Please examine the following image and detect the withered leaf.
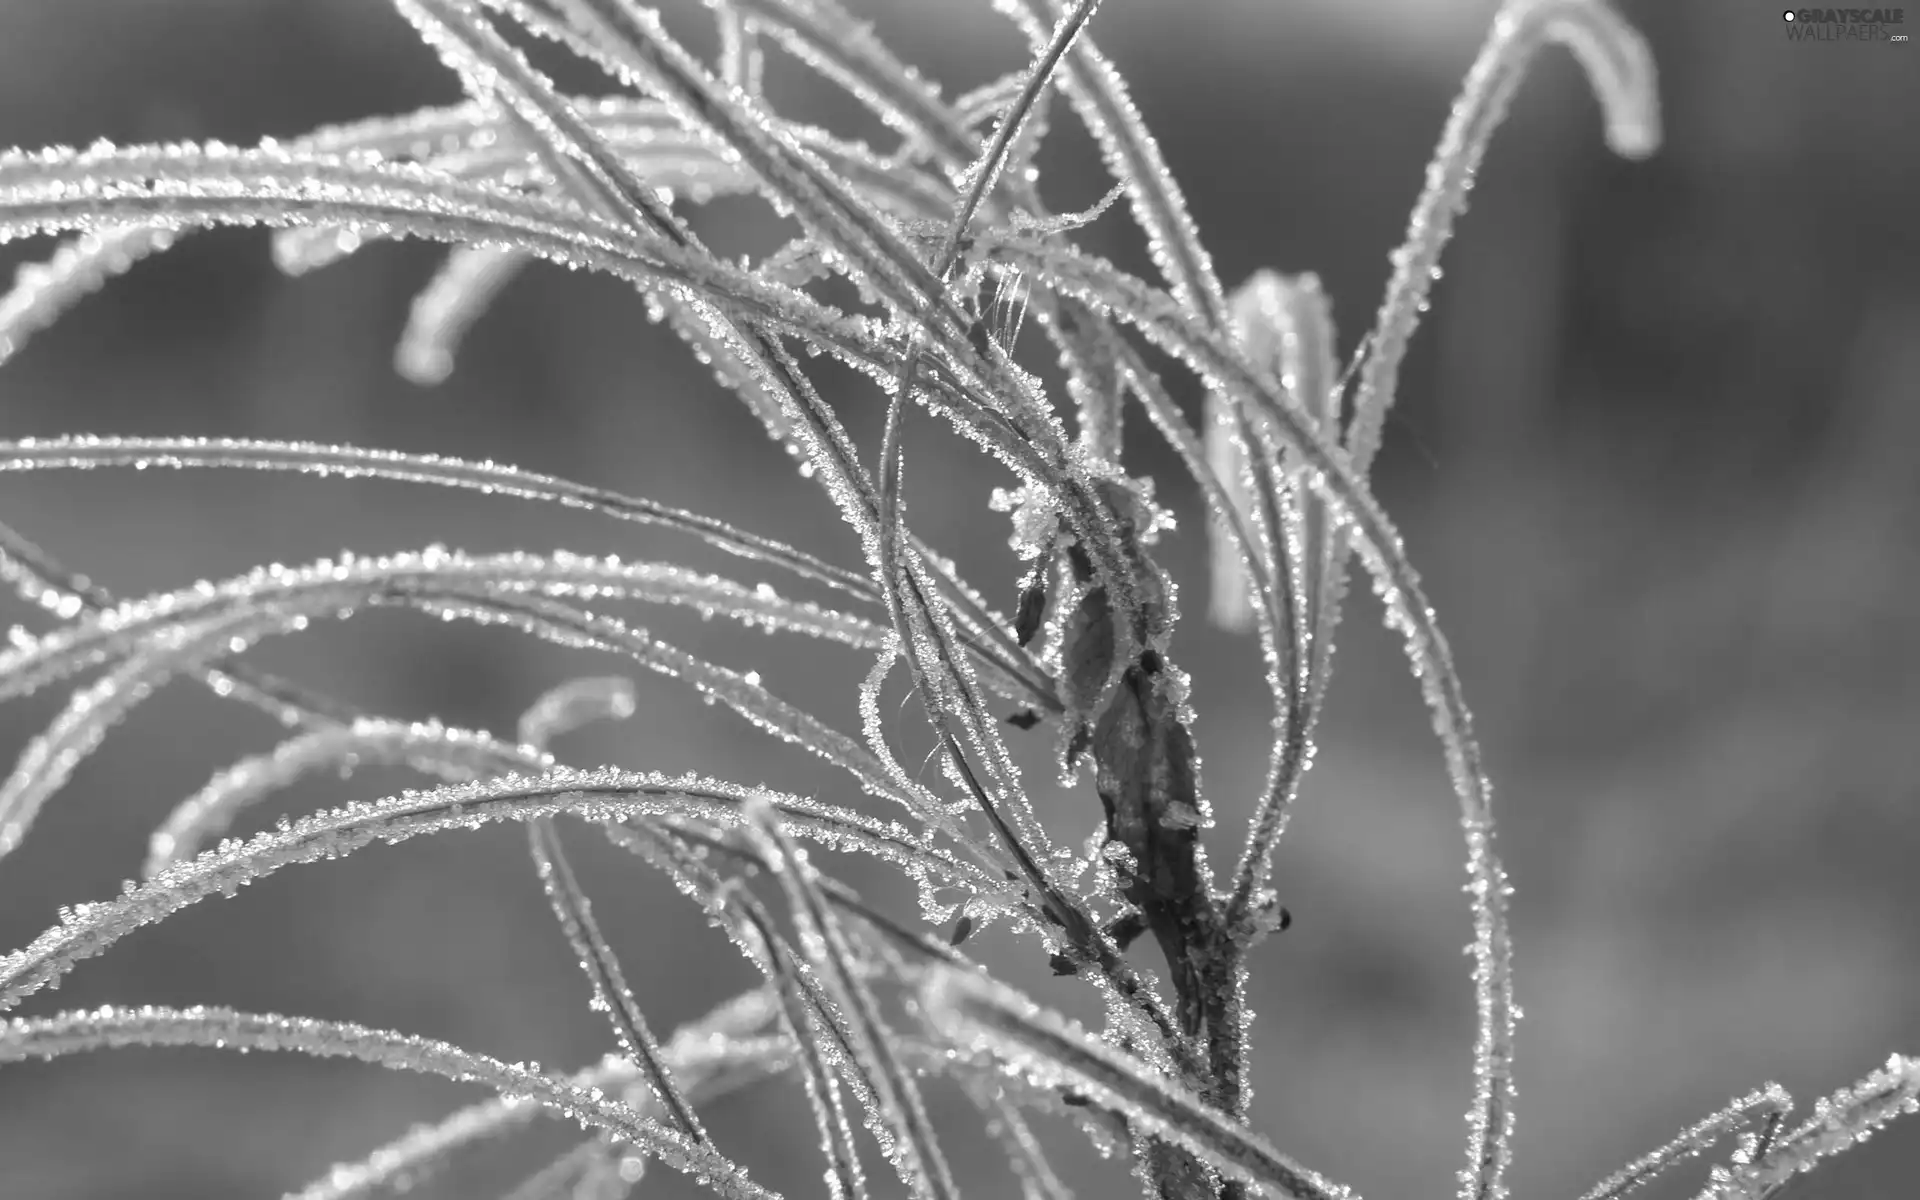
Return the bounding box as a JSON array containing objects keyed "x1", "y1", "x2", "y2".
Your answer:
[
  {"x1": 1013, "y1": 582, "x2": 1047, "y2": 647},
  {"x1": 1061, "y1": 585, "x2": 1114, "y2": 715}
]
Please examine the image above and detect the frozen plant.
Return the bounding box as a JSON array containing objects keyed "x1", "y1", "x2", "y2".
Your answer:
[{"x1": 0, "y1": 0, "x2": 1911, "y2": 1198}]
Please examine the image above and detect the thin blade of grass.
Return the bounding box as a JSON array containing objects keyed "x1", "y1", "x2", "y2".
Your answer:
[
  {"x1": 1694, "y1": 1056, "x2": 1920, "y2": 1200},
  {"x1": 0, "y1": 226, "x2": 175, "y2": 365},
  {"x1": 714, "y1": 2, "x2": 764, "y2": 95},
  {"x1": 611, "y1": 821, "x2": 892, "y2": 1186},
  {"x1": 1345, "y1": 0, "x2": 1660, "y2": 488},
  {"x1": 996, "y1": 0, "x2": 1228, "y2": 327},
  {"x1": 743, "y1": 800, "x2": 957, "y2": 1200},
  {"x1": 0, "y1": 547, "x2": 890, "y2": 702},
  {"x1": 958, "y1": 1072, "x2": 1076, "y2": 1200},
  {"x1": 395, "y1": 245, "x2": 530, "y2": 383},
  {"x1": 921, "y1": 966, "x2": 1352, "y2": 1200},
  {"x1": 0, "y1": 599, "x2": 403, "y2": 861},
  {"x1": 289, "y1": 998, "x2": 787, "y2": 1200},
  {"x1": 732, "y1": 889, "x2": 870, "y2": 1200},
  {"x1": 0, "y1": 144, "x2": 918, "y2": 371},
  {"x1": 273, "y1": 97, "x2": 946, "y2": 273},
  {"x1": 0, "y1": 525, "x2": 974, "y2": 875},
  {"x1": 497, "y1": 1136, "x2": 621, "y2": 1200},
  {"x1": 0, "y1": 1006, "x2": 775, "y2": 1200},
  {"x1": 732, "y1": 0, "x2": 1133, "y2": 463},
  {"x1": 395, "y1": 0, "x2": 686, "y2": 247},
  {"x1": 515, "y1": 677, "x2": 709, "y2": 1145},
  {"x1": 147, "y1": 717, "x2": 530, "y2": 876},
  {"x1": 1576, "y1": 1084, "x2": 1791, "y2": 1200},
  {"x1": 1222, "y1": 272, "x2": 1342, "y2": 930},
  {"x1": 729, "y1": 0, "x2": 973, "y2": 164},
  {"x1": 0, "y1": 769, "x2": 986, "y2": 1012}
]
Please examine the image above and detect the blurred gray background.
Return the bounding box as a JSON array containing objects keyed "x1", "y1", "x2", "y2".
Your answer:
[{"x1": 0, "y1": 0, "x2": 1915, "y2": 1196}]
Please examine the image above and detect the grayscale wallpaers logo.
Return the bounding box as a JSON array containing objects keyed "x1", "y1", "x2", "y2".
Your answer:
[{"x1": 1783, "y1": 8, "x2": 1910, "y2": 39}]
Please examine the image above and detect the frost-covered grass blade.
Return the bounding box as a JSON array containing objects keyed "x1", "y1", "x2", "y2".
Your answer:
[{"x1": 0, "y1": 1006, "x2": 778, "y2": 1200}]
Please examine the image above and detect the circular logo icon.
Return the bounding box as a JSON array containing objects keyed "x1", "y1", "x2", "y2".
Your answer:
[{"x1": 1783, "y1": 9, "x2": 1796, "y2": 18}]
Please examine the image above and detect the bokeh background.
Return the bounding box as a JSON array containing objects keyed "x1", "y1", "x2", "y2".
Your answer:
[{"x1": 0, "y1": 0, "x2": 1915, "y2": 1196}]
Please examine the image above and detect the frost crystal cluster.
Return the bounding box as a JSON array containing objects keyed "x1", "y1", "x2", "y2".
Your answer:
[{"x1": 0, "y1": 1, "x2": 1911, "y2": 1198}]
